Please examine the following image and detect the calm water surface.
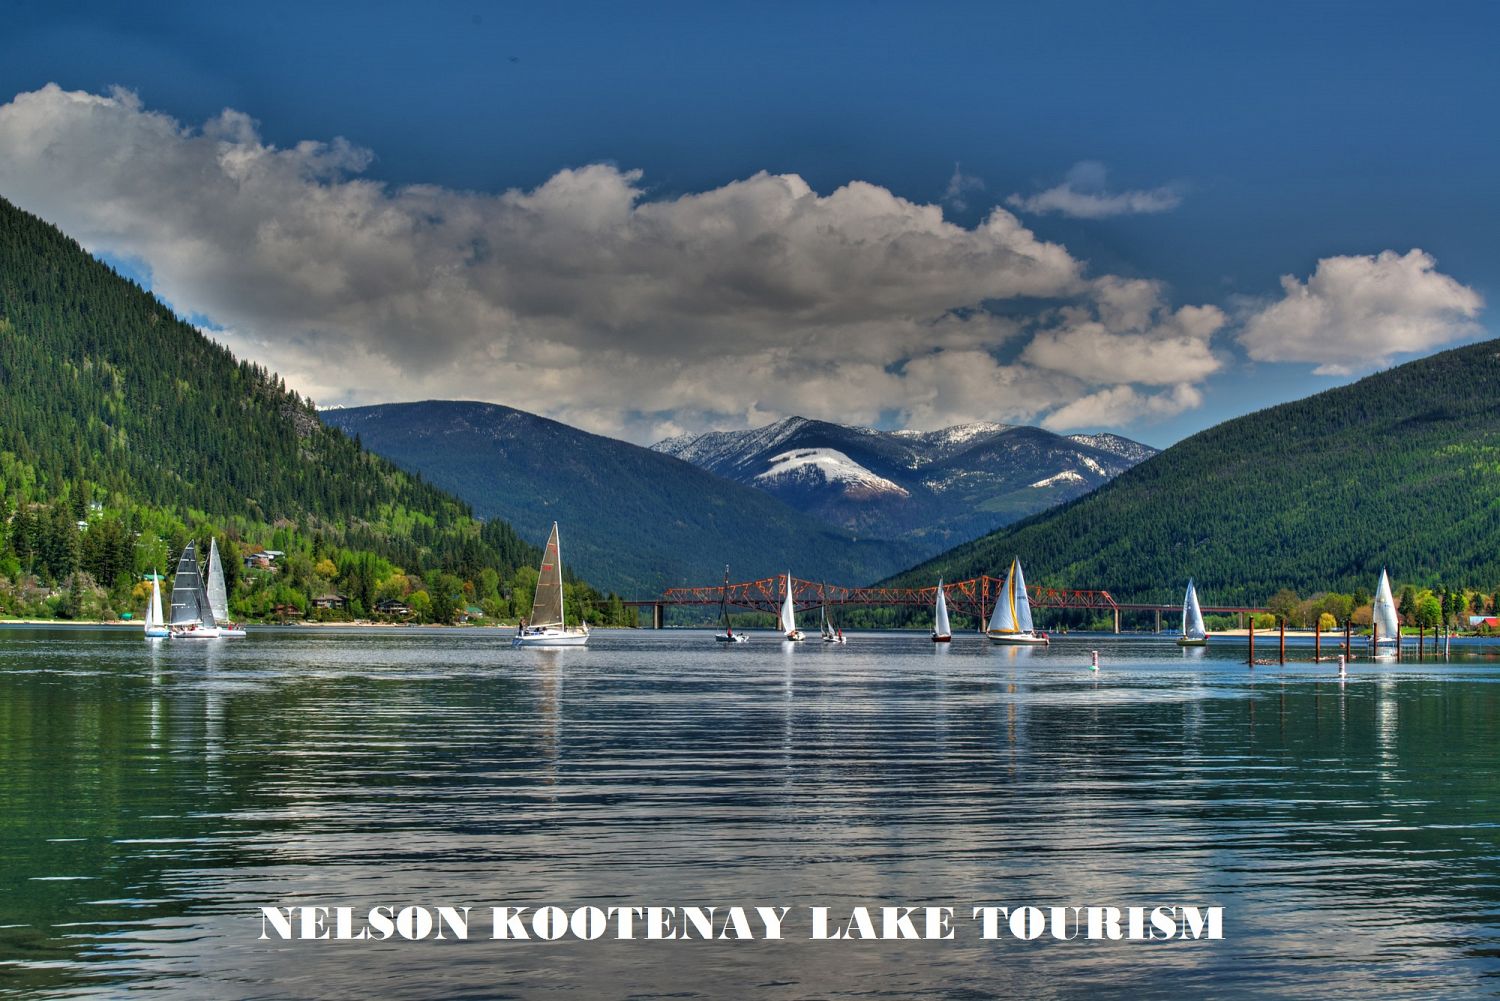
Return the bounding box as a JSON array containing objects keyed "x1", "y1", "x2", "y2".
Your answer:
[{"x1": 3, "y1": 626, "x2": 1500, "y2": 998}]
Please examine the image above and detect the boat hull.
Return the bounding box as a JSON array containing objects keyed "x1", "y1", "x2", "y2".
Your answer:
[
  {"x1": 932, "y1": 634, "x2": 951, "y2": 643},
  {"x1": 170, "y1": 627, "x2": 222, "y2": 639},
  {"x1": 987, "y1": 631, "x2": 1049, "y2": 645},
  {"x1": 784, "y1": 630, "x2": 804, "y2": 642},
  {"x1": 1176, "y1": 637, "x2": 1208, "y2": 647},
  {"x1": 715, "y1": 633, "x2": 748, "y2": 643},
  {"x1": 513, "y1": 628, "x2": 590, "y2": 647},
  {"x1": 144, "y1": 628, "x2": 169, "y2": 639},
  {"x1": 219, "y1": 627, "x2": 247, "y2": 638}
]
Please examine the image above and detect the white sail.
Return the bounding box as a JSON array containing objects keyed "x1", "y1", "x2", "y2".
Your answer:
[
  {"x1": 1182, "y1": 579, "x2": 1207, "y2": 640},
  {"x1": 206, "y1": 538, "x2": 230, "y2": 624},
  {"x1": 934, "y1": 580, "x2": 951, "y2": 637},
  {"x1": 1373, "y1": 568, "x2": 1399, "y2": 640},
  {"x1": 1012, "y1": 559, "x2": 1034, "y2": 633},
  {"x1": 146, "y1": 575, "x2": 165, "y2": 631},
  {"x1": 780, "y1": 572, "x2": 797, "y2": 634},
  {"x1": 987, "y1": 563, "x2": 1017, "y2": 633},
  {"x1": 821, "y1": 600, "x2": 833, "y2": 639}
]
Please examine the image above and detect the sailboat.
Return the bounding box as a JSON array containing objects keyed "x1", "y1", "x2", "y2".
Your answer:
[
  {"x1": 143, "y1": 572, "x2": 168, "y2": 639},
  {"x1": 1371, "y1": 568, "x2": 1400, "y2": 657},
  {"x1": 932, "y1": 579, "x2": 951, "y2": 642},
  {"x1": 168, "y1": 541, "x2": 220, "y2": 639},
  {"x1": 514, "y1": 523, "x2": 590, "y2": 647},
  {"x1": 780, "y1": 572, "x2": 804, "y2": 641},
  {"x1": 206, "y1": 538, "x2": 246, "y2": 637},
  {"x1": 1177, "y1": 579, "x2": 1208, "y2": 646},
  {"x1": 986, "y1": 557, "x2": 1049, "y2": 645},
  {"x1": 715, "y1": 565, "x2": 748, "y2": 643},
  {"x1": 820, "y1": 585, "x2": 845, "y2": 643}
]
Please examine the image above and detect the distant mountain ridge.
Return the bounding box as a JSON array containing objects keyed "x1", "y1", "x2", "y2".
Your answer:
[
  {"x1": 886, "y1": 337, "x2": 1500, "y2": 605},
  {"x1": 651, "y1": 416, "x2": 1157, "y2": 552},
  {"x1": 322, "y1": 401, "x2": 921, "y2": 594}
]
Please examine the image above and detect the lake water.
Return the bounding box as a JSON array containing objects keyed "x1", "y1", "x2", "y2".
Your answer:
[{"x1": 3, "y1": 626, "x2": 1499, "y2": 998}]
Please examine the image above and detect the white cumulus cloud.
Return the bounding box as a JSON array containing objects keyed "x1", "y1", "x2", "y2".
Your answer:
[
  {"x1": 1237, "y1": 249, "x2": 1483, "y2": 375},
  {"x1": 1006, "y1": 161, "x2": 1182, "y2": 219},
  {"x1": 0, "y1": 85, "x2": 1228, "y2": 440},
  {"x1": 1023, "y1": 277, "x2": 1225, "y2": 386},
  {"x1": 1044, "y1": 383, "x2": 1203, "y2": 431}
]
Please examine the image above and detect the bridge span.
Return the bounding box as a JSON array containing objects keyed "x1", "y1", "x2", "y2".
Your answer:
[{"x1": 623, "y1": 575, "x2": 1267, "y2": 632}]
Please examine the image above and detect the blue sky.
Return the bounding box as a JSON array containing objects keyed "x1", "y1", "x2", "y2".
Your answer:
[{"x1": 1, "y1": 0, "x2": 1494, "y2": 445}]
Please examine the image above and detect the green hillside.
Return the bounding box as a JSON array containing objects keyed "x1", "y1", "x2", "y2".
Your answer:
[
  {"x1": 0, "y1": 195, "x2": 620, "y2": 625},
  {"x1": 890, "y1": 338, "x2": 1500, "y2": 607}
]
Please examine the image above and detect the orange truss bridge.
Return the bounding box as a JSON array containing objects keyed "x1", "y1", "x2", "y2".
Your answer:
[{"x1": 624, "y1": 575, "x2": 1120, "y2": 629}]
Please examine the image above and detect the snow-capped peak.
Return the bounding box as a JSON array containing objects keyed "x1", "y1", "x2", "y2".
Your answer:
[
  {"x1": 755, "y1": 447, "x2": 910, "y2": 498},
  {"x1": 652, "y1": 416, "x2": 810, "y2": 470},
  {"x1": 1066, "y1": 433, "x2": 1157, "y2": 463}
]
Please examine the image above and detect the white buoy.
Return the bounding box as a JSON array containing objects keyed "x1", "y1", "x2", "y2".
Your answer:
[
  {"x1": 1338, "y1": 654, "x2": 1346, "y2": 677},
  {"x1": 1090, "y1": 650, "x2": 1099, "y2": 672}
]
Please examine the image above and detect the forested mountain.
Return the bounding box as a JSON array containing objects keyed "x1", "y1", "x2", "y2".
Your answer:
[
  {"x1": 322, "y1": 401, "x2": 921, "y2": 593},
  {"x1": 888, "y1": 338, "x2": 1500, "y2": 606},
  {"x1": 0, "y1": 195, "x2": 616, "y2": 624},
  {"x1": 652, "y1": 416, "x2": 1155, "y2": 553}
]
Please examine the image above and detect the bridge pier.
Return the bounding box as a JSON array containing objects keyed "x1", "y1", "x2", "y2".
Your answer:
[
  {"x1": 653, "y1": 603, "x2": 663, "y2": 629},
  {"x1": 1113, "y1": 608, "x2": 1120, "y2": 634},
  {"x1": 1154, "y1": 609, "x2": 1161, "y2": 633}
]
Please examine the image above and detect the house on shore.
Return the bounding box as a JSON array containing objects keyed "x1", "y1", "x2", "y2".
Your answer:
[
  {"x1": 375, "y1": 599, "x2": 412, "y2": 618},
  {"x1": 243, "y1": 550, "x2": 285, "y2": 571}
]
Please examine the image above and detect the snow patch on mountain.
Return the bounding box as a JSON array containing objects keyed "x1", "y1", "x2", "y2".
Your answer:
[
  {"x1": 1031, "y1": 470, "x2": 1087, "y2": 488},
  {"x1": 654, "y1": 417, "x2": 810, "y2": 470},
  {"x1": 1067, "y1": 433, "x2": 1157, "y2": 464},
  {"x1": 756, "y1": 448, "x2": 910, "y2": 498},
  {"x1": 889, "y1": 421, "x2": 1014, "y2": 465}
]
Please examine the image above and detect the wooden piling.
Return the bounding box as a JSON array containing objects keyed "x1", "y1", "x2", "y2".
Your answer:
[
  {"x1": 1248, "y1": 619, "x2": 1255, "y2": 666},
  {"x1": 1344, "y1": 619, "x2": 1351, "y2": 658},
  {"x1": 1279, "y1": 618, "x2": 1286, "y2": 664},
  {"x1": 1315, "y1": 624, "x2": 1321, "y2": 662},
  {"x1": 1418, "y1": 625, "x2": 1424, "y2": 658},
  {"x1": 1372, "y1": 619, "x2": 1379, "y2": 659}
]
